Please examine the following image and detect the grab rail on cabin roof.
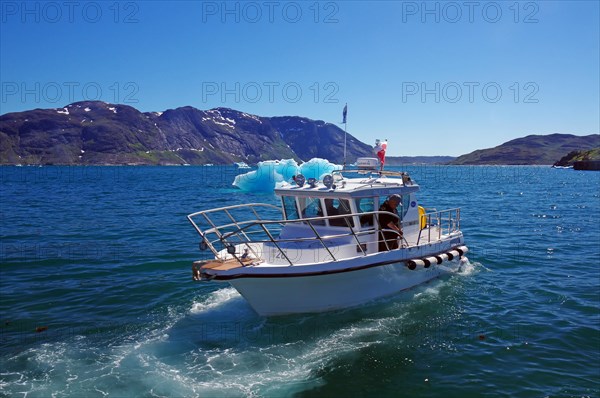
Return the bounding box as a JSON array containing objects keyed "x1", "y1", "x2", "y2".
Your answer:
[{"x1": 188, "y1": 205, "x2": 461, "y2": 267}]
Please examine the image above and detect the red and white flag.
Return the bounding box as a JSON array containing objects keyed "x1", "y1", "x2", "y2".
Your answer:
[{"x1": 375, "y1": 139, "x2": 388, "y2": 168}]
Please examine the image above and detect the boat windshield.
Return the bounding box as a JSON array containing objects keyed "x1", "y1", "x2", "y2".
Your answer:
[
  {"x1": 401, "y1": 195, "x2": 411, "y2": 219},
  {"x1": 282, "y1": 196, "x2": 356, "y2": 227},
  {"x1": 326, "y1": 198, "x2": 354, "y2": 227},
  {"x1": 282, "y1": 196, "x2": 299, "y2": 220},
  {"x1": 355, "y1": 197, "x2": 375, "y2": 227},
  {"x1": 298, "y1": 197, "x2": 325, "y2": 224}
]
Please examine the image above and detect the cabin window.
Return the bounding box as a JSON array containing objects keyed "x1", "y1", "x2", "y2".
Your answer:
[
  {"x1": 282, "y1": 196, "x2": 299, "y2": 220},
  {"x1": 402, "y1": 195, "x2": 411, "y2": 219},
  {"x1": 298, "y1": 197, "x2": 325, "y2": 224},
  {"x1": 355, "y1": 197, "x2": 375, "y2": 227},
  {"x1": 326, "y1": 198, "x2": 354, "y2": 227}
]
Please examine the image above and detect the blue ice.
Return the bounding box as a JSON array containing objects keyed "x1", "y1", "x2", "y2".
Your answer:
[{"x1": 232, "y1": 158, "x2": 342, "y2": 192}]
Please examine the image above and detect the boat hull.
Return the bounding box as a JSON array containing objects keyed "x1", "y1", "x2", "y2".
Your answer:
[
  {"x1": 230, "y1": 259, "x2": 457, "y2": 316},
  {"x1": 198, "y1": 239, "x2": 468, "y2": 316}
]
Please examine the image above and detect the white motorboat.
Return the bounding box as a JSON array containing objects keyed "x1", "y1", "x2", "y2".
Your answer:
[{"x1": 188, "y1": 158, "x2": 468, "y2": 316}]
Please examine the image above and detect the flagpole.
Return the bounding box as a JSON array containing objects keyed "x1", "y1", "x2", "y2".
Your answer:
[
  {"x1": 342, "y1": 103, "x2": 347, "y2": 168},
  {"x1": 343, "y1": 121, "x2": 347, "y2": 168}
]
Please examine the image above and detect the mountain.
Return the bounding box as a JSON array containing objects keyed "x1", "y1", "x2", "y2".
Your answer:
[
  {"x1": 449, "y1": 134, "x2": 600, "y2": 165},
  {"x1": 0, "y1": 101, "x2": 374, "y2": 165},
  {"x1": 268, "y1": 116, "x2": 369, "y2": 164}
]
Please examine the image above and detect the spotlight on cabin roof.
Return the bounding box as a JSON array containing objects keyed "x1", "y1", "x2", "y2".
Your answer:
[
  {"x1": 323, "y1": 174, "x2": 334, "y2": 189},
  {"x1": 294, "y1": 174, "x2": 305, "y2": 187},
  {"x1": 307, "y1": 178, "x2": 317, "y2": 188}
]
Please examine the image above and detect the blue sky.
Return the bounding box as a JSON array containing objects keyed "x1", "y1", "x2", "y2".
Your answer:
[{"x1": 1, "y1": 1, "x2": 598, "y2": 156}]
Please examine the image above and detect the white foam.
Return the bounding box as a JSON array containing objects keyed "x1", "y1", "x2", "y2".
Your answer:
[
  {"x1": 190, "y1": 287, "x2": 242, "y2": 314},
  {"x1": 3, "y1": 265, "x2": 477, "y2": 398},
  {"x1": 455, "y1": 257, "x2": 482, "y2": 275},
  {"x1": 414, "y1": 286, "x2": 441, "y2": 299},
  {"x1": 1, "y1": 296, "x2": 418, "y2": 397},
  {"x1": 430, "y1": 256, "x2": 480, "y2": 277}
]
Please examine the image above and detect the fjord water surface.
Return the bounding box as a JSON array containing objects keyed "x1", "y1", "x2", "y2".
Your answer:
[{"x1": 1, "y1": 165, "x2": 598, "y2": 397}]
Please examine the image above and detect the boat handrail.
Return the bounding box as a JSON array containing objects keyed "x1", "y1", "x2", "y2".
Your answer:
[
  {"x1": 190, "y1": 208, "x2": 403, "y2": 265},
  {"x1": 189, "y1": 205, "x2": 461, "y2": 267},
  {"x1": 187, "y1": 203, "x2": 283, "y2": 220},
  {"x1": 187, "y1": 203, "x2": 284, "y2": 258},
  {"x1": 217, "y1": 211, "x2": 400, "y2": 250},
  {"x1": 417, "y1": 208, "x2": 461, "y2": 245}
]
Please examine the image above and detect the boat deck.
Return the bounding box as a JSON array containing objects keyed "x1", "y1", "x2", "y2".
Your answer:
[{"x1": 195, "y1": 258, "x2": 254, "y2": 271}]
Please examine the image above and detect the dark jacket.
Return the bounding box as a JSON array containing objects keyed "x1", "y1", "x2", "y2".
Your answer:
[{"x1": 378, "y1": 201, "x2": 400, "y2": 251}]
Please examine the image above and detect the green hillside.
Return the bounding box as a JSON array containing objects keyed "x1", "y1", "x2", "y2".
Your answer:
[{"x1": 553, "y1": 147, "x2": 600, "y2": 166}]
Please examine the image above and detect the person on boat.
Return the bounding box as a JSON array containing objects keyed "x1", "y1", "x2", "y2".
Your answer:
[
  {"x1": 374, "y1": 139, "x2": 387, "y2": 171},
  {"x1": 378, "y1": 194, "x2": 403, "y2": 251}
]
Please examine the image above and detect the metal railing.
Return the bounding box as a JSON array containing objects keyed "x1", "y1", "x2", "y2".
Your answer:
[
  {"x1": 417, "y1": 208, "x2": 461, "y2": 245},
  {"x1": 188, "y1": 204, "x2": 461, "y2": 267},
  {"x1": 187, "y1": 203, "x2": 284, "y2": 261}
]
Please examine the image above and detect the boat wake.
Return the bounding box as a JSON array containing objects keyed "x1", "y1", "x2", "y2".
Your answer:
[
  {"x1": 456, "y1": 257, "x2": 482, "y2": 275},
  {"x1": 189, "y1": 287, "x2": 244, "y2": 314},
  {"x1": 0, "y1": 265, "x2": 480, "y2": 398},
  {"x1": 436, "y1": 256, "x2": 480, "y2": 276}
]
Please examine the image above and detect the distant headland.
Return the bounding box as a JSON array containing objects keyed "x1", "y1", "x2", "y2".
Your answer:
[{"x1": 448, "y1": 134, "x2": 599, "y2": 166}]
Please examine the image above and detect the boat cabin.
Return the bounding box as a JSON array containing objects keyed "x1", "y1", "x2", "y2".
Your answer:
[
  {"x1": 277, "y1": 173, "x2": 419, "y2": 227},
  {"x1": 267, "y1": 168, "x2": 424, "y2": 264}
]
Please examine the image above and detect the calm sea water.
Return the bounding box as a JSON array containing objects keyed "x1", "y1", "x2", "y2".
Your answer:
[{"x1": 1, "y1": 165, "x2": 599, "y2": 397}]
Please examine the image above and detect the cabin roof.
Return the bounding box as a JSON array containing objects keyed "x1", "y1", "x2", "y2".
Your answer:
[{"x1": 274, "y1": 175, "x2": 420, "y2": 198}]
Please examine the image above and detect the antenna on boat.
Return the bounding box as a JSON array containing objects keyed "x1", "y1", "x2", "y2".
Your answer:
[{"x1": 342, "y1": 103, "x2": 348, "y2": 168}]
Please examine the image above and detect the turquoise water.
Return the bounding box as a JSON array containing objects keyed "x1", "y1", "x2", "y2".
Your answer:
[{"x1": 1, "y1": 165, "x2": 599, "y2": 397}]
